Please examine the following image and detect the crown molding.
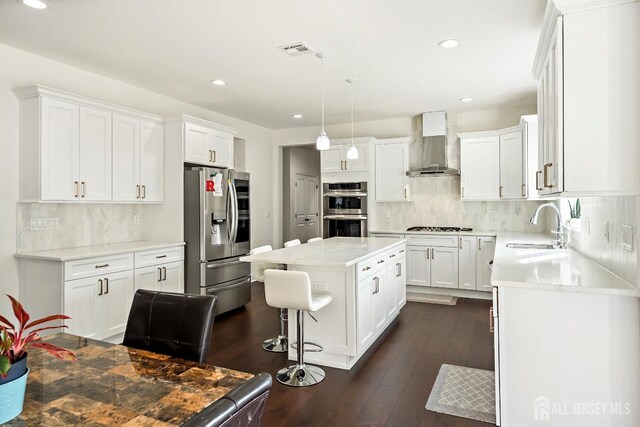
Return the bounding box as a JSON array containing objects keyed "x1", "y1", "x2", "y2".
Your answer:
[{"x1": 165, "y1": 114, "x2": 238, "y2": 134}]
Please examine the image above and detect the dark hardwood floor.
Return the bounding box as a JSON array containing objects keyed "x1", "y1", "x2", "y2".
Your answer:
[{"x1": 207, "y1": 283, "x2": 495, "y2": 427}]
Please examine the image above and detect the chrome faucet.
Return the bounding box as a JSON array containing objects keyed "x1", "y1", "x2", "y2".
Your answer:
[{"x1": 529, "y1": 203, "x2": 567, "y2": 248}]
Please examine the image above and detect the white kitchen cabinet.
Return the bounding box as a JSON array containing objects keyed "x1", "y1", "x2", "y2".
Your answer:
[
  {"x1": 385, "y1": 249, "x2": 407, "y2": 317},
  {"x1": 460, "y1": 136, "x2": 500, "y2": 200},
  {"x1": 533, "y1": 2, "x2": 640, "y2": 196},
  {"x1": 64, "y1": 270, "x2": 133, "y2": 340},
  {"x1": 372, "y1": 272, "x2": 386, "y2": 334},
  {"x1": 134, "y1": 261, "x2": 184, "y2": 293},
  {"x1": 407, "y1": 245, "x2": 457, "y2": 289},
  {"x1": 395, "y1": 254, "x2": 406, "y2": 308},
  {"x1": 79, "y1": 106, "x2": 112, "y2": 201},
  {"x1": 385, "y1": 261, "x2": 398, "y2": 319},
  {"x1": 184, "y1": 121, "x2": 234, "y2": 169},
  {"x1": 375, "y1": 141, "x2": 410, "y2": 202},
  {"x1": 476, "y1": 237, "x2": 496, "y2": 292},
  {"x1": 407, "y1": 246, "x2": 430, "y2": 286},
  {"x1": 458, "y1": 236, "x2": 477, "y2": 290},
  {"x1": 321, "y1": 142, "x2": 369, "y2": 173},
  {"x1": 499, "y1": 130, "x2": 525, "y2": 199},
  {"x1": 357, "y1": 273, "x2": 374, "y2": 353},
  {"x1": 112, "y1": 115, "x2": 164, "y2": 202}
]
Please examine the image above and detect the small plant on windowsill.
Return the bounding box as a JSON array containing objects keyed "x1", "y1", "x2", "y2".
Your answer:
[
  {"x1": 0, "y1": 295, "x2": 77, "y2": 423},
  {"x1": 567, "y1": 199, "x2": 581, "y2": 230}
]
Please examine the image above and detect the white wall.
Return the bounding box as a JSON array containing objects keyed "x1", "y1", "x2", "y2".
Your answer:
[{"x1": 0, "y1": 43, "x2": 277, "y2": 308}]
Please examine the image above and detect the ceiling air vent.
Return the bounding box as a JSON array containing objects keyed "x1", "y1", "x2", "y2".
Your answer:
[{"x1": 279, "y1": 42, "x2": 314, "y2": 57}]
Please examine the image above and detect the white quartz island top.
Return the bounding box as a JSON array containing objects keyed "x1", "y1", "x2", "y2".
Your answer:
[
  {"x1": 492, "y1": 232, "x2": 640, "y2": 297},
  {"x1": 240, "y1": 237, "x2": 406, "y2": 267},
  {"x1": 14, "y1": 241, "x2": 185, "y2": 262}
]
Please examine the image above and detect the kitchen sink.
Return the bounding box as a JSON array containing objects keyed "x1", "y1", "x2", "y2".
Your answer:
[{"x1": 506, "y1": 243, "x2": 556, "y2": 250}]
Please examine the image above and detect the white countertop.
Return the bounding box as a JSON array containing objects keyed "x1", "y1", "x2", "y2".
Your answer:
[
  {"x1": 240, "y1": 237, "x2": 406, "y2": 267},
  {"x1": 15, "y1": 241, "x2": 185, "y2": 262},
  {"x1": 370, "y1": 229, "x2": 498, "y2": 237},
  {"x1": 492, "y1": 232, "x2": 640, "y2": 297}
]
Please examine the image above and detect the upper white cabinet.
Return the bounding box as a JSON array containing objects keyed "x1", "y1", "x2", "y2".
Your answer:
[
  {"x1": 499, "y1": 130, "x2": 525, "y2": 199},
  {"x1": 533, "y1": 2, "x2": 640, "y2": 196},
  {"x1": 184, "y1": 120, "x2": 235, "y2": 169},
  {"x1": 320, "y1": 138, "x2": 370, "y2": 174},
  {"x1": 375, "y1": 139, "x2": 410, "y2": 202},
  {"x1": 14, "y1": 86, "x2": 164, "y2": 203},
  {"x1": 460, "y1": 136, "x2": 500, "y2": 200}
]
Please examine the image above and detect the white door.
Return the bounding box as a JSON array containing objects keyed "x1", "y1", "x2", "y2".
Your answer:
[
  {"x1": 162, "y1": 261, "x2": 184, "y2": 293},
  {"x1": 112, "y1": 114, "x2": 140, "y2": 201},
  {"x1": 293, "y1": 174, "x2": 308, "y2": 242},
  {"x1": 476, "y1": 237, "x2": 496, "y2": 292},
  {"x1": 458, "y1": 236, "x2": 477, "y2": 291},
  {"x1": 431, "y1": 247, "x2": 459, "y2": 289},
  {"x1": 184, "y1": 122, "x2": 212, "y2": 165},
  {"x1": 460, "y1": 137, "x2": 500, "y2": 200},
  {"x1": 321, "y1": 146, "x2": 344, "y2": 173},
  {"x1": 64, "y1": 277, "x2": 100, "y2": 339},
  {"x1": 407, "y1": 246, "x2": 430, "y2": 286},
  {"x1": 210, "y1": 129, "x2": 234, "y2": 168},
  {"x1": 385, "y1": 264, "x2": 398, "y2": 318},
  {"x1": 41, "y1": 97, "x2": 79, "y2": 201},
  {"x1": 79, "y1": 106, "x2": 112, "y2": 201},
  {"x1": 103, "y1": 270, "x2": 134, "y2": 338},
  {"x1": 372, "y1": 273, "x2": 386, "y2": 333},
  {"x1": 357, "y1": 277, "x2": 374, "y2": 353},
  {"x1": 305, "y1": 177, "x2": 320, "y2": 240},
  {"x1": 134, "y1": 265, "x2": 162, "y2": 292},
  {"x1": 396, "y1": 256, "x2": 407, "y2": 309},
  {"x1": 375, "y1": 143, "x2": 409, "y2": 202},
  {"x1": 344, "y1": 143, "x2": 369, "y2": 172},
  {"x1": 499, "y1": 130, "x2": 525, "y2": 199},
  {"x1": 140, "y1": 121, "x2": 164, "y2": 202}
]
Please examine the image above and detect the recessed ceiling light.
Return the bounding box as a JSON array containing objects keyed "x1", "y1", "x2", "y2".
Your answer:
[
  {"x1": 22, "y1": 0, "x2": 47, "y2": 9},
  {"x1": 292, "y1": 114, "x2": 303, "y2": 119},
  {"x1": 459, "y1": 97, "x2": 473, "y2": 103},
  {"x1": 211, "y1": 79, "x2": 226, "y2": 86},
  {"x1": 438, "y1": 39, "x2": 459, "y2": 48}
]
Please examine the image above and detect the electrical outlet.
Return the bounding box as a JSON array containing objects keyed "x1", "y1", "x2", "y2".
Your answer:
[
  {"x1": 490, "y1": 210, "x2": 497, "y2": 220},
  {"x1": 385, "y1": 210, "x2": 391, "y2": 219},
  {"x1": 266, "y1": 209, "x2": 271, "y2": 218},
  {"x1": 313, "y1": 281, "x2": 327, "y2": 292},
  {"x1": 604, "y1": 221, "x2": 610, "y2": 243},
  {"x1": 29, "y1": 217, "x2": 59, "y2": 230},
  {"x1": 133, "y1": 214, "x2": 140, "y2": 225},
  {"x1": 622, "y1": 225, "x2": 633, "y2": 252}
]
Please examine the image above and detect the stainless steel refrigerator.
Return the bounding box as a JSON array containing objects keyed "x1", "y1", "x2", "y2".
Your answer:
[{"x1": 184, "y1": 167, "x2": 251, "y2": 315}]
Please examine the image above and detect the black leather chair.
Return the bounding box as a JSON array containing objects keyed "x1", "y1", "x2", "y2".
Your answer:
[
  {"x1": 123, "y1": 290, "x2": 217, "y2": 364},
  {"x1": 183, "y1": 372, "x2": 272, "y2": 427}
]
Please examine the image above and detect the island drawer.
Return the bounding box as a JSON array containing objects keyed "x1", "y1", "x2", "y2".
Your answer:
[
  {"x1": 408, "y1": 235, "x2": 458, "y2": 248},
  {"x1": 357, "y1": 258, "x2": 375, "y2": 281},
  {"x1": 64, "y1": 253, "x2": 134, "y2": 281},
  {"x1": 135, "y1": 246, "x2": 184, "y2": 268},
  {"x1": 387, "y1": 245, "x2": 406, "y2": 261}
]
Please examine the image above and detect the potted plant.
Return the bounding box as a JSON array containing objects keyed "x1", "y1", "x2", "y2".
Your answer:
[
  {"x1": 568, "y1": 199, "x2": 581, "y2": 229},
  {"x1": 0, "y1": 295, "x2": 77, "y2": 423}
]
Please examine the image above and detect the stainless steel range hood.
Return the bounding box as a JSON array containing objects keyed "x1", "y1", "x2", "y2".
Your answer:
[{"x1": 407, "y1": 111, "x2": 459, "y2": 177}]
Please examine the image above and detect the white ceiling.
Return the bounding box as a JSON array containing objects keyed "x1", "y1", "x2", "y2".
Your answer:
[{"x1": 0, "y1": 0, "x2": 544, "y2": 129}]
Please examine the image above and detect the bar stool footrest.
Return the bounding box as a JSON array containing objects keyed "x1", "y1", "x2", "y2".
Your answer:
[{"x1": 290, "y1": 341, "x2": 323, "y2": 353}]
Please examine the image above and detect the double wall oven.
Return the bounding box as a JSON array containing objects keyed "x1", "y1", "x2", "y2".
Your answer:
[
  {"x1": 184, "y1": 167, "x2": 251, "y2": 315},
  {"x1": 323, "y1": 182, "x2": 368, "y2": 238}
]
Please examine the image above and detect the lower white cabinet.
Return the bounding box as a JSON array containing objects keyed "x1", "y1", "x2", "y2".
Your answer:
[
  {"x1": 407, "y1": 245, "x2": 458, "y2": 289},
  {"x1": 134, "y1": 261, "x2": 184, "y2": 293},
  {"x1": 385, "y1": 251, "x2": 407, "y2": 318},
  {"x1": 476, "y1": 237, "x2": 496, "y2": 291},
  {"x1": 357, "y1": 275, "x2": 374, "y2": 353},
  {"x1": 458, "y1": 236, "x2": 477, "y2": 290}
]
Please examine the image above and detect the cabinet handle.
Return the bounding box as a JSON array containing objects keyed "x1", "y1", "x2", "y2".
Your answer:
[
  {"x1": 499, "y1": 186, "x2": 503, "y2": 198},
  {"x1": 98, "y1": 279, "x2": 103, "y2": 296},
  {"x1": 399, "y1": 249, "x2": 405, "y2": 254},
  {"x1": 74, "y1": 181, "x2": 79, "y2": 198},
  {"x1": 431, "y1": 248, "x2": 435, "y2": 259},
  {"x1": 396, "y1": 263, "x2": 401, "y2": 277},
  {"x1": 543, "y1": 163, "x2": 553, "y2": 188},
  {"x1": 156, "y1": 255, "x2": 167, "y2": 259},
  {"x1": 158, "y1": 267, "x2": 162, "y2": 282},
  {"x1": 212, "y1": 150, "x2": 216, "y2": 163},
  {"x1": 136, "y1": 185, "x2": 141, "y2": 199},
  {"x1": 95, "y1": 264, "x2": 110, "y2": 269},
  {"x1": 162, "y1": 266, "x2": 167, "y2": 281},
  {"x1": 426, "y1": 249, "x2": 430, "y2": 260},
  {"x1": 105, "y1": 278, "x2": 109, "y2": 294},
  {"x1": 373, "y1": 277, "x2": 379, "y2": 294},
  {"x1": 459, "y1": 237, "x2": 462, "y2": 249},
  {"x1": 81, "y1": 181, "x2": 86, "y2": 198},
  {"x1": 478, "y1": 239, "x2": 482, "y2": 251},
  {"x1": 489, "y1": 307, "x2": 494, "y2": 333},
  {"x1": 141, "y1": 185, "x2": 146, "y2": 199},
  {"x1": 209, "y1": 150, "x2": 213, "y2": 162},
  {"x1": 377, "y1": 259, "x2": 384, "y2": 264},
  {"x1": 340, "y1": 160, "x2": 344, "y2": 171},
  {"x1": 363, "y1": 266, "x2": 371, "y2": 272},
  {"x1": 521, "y1": 184, "x2": 526, "y2": 197},
  {"x1": 389, "y1": 253, "x2": 396, "y2": 258},
  {"x1": 536, "y1": 171, "x2": 543, "y2": 190},
  {"x1": 404, "y1": 187, "x2": 408, "y2": 199},
  {"x1": 461, "y1": 186, "x2": 465, "y2": 198}
]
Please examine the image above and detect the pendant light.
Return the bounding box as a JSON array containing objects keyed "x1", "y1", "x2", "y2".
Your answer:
[
  {"x1": 316, "y1": 53, "x2": 331, "y2": 151},
  {"x1": 346, "y1": 78, "x2": 359, "y2": 160}
]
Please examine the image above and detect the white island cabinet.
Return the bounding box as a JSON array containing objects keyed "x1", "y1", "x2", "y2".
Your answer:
[{"x1": 241, "y1": 237, "x2": 406, "y2": 370}]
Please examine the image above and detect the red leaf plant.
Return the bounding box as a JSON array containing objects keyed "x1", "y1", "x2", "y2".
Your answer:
[{"x1": 0, "y1": 295, "x2": 77, "y2": 377}]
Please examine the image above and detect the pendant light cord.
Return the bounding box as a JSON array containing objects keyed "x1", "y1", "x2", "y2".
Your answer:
[
  {"x1": 350, "y1": 82, "x2": 354, "y2": 144},
  {"x1": 321, "y1": 55, "x2": 325, "y2": 132}
]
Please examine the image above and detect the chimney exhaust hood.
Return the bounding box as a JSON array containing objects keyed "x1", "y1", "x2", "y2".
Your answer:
[{"x1": 407, "y1": 111, "x2": 459, "y2": 177}]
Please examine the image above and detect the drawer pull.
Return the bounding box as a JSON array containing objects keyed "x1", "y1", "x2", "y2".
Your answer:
[
  {"x1": 489, "y1": 307, "x2": 494, "y2": 333},
  {"x1": 399, "y1": 249, "x2": 405, "y2": 253},
  {"x1": 155, "y1": 255, "x2": 167, "y2": 259},
  {"x1": 377, "y1": 260, "x2": 384, "y2": 264},
  {"x1": 389, "y1": 254, "x2": 396, "y2": 258},
  {"x1": 362, "y1": 266, "x2": 371, "y2": 272},
  {"x1": 95, "y1": 264, "x2": 110, "y2": 269}
]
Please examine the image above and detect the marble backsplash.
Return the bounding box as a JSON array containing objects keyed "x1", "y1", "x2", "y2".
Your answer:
[
  {"x1": 371, "y1": 176, "x2": 549, "y2": 233},
  {"x1": 568, "y1": 196, "x2": 639, "y2": 285},
  {"x1": 17, "y1": 203, "x2": 144, "y2": 252}
]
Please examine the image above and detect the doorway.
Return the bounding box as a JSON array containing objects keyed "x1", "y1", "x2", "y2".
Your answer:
[{"x1": 293, "y1": 173, "x2": 319, "y2": 242}]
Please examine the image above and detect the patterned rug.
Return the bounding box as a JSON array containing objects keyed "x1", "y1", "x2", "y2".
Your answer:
[
  {"x1": 406, "y1": 293, "x2": 458, "y2": 305},
  {"x1": 426, "y1": 364, "x2": 496, "y2": 424}
]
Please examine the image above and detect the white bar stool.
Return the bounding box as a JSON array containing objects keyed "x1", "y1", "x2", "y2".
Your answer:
[
  {"x1": 284, "y1": 239, "x2": 301, "y2": 248},
  {"x1": 249, "y1": 245, "x2": 288, "y2": 353},
  {"x1": 264, "y1": 269, "x2": 332, "y2": 387},
  {"x1": 307, "y1": 237, "x2": 323, "y2": 243}
]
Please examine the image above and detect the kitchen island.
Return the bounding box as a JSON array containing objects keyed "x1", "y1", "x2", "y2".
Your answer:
[{"x1": 241, "y1": 237, "x2": 407, "y2": 370}]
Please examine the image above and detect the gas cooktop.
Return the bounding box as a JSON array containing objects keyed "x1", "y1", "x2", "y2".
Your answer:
[{"x1": 406, "y1": 226, "x2": 473, "y2": 233}]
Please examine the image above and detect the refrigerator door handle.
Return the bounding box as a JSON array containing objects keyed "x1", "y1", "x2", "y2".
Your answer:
[
  {"x1": 231, "y1": 179, "x2": 239, "y2": 245},
  {"x1": 199, "y1": 169, "x2": 207, "y2": 261},
  {"x1": 227, "y1": 179, "x2": 237, "y2": 245}
]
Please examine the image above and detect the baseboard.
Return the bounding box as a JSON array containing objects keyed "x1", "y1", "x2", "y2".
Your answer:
[{"x1": 406, "y1": 285, "x2": 492, "y2": 301}]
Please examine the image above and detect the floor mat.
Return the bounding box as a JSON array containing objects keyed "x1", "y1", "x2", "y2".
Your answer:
[{"x1": 406, "y1": 293, "x2": 458, "y2": 305}]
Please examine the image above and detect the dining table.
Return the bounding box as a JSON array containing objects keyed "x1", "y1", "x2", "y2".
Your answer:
[{"x1": 5, "y1": 333, "x2": 253, "y2": 426}]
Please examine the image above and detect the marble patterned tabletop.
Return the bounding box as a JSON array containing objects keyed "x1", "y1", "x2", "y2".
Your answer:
[{"x1": 6, "y1": 333, "x2": 252, "y2": 426}]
